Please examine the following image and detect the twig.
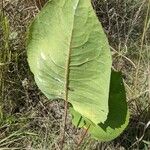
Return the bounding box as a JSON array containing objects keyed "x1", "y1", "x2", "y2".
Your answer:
[{"x1": 77, "y1": 124, "x2": 91, "y2": 149}]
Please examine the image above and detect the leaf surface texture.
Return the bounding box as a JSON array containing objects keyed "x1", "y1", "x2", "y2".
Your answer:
[{"x1": 27, "y1": 0, "x2": 112, "y2": 124}]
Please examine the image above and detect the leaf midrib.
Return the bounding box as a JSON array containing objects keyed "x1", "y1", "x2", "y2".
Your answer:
[{"x1": 64, "y1": 0, "x2": 80, "y2": 101}]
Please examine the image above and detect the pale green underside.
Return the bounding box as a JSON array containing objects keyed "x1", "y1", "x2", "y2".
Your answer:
[
  {"x1": 70, "y1": 71, "x2": 129, "y2": 141},
  {"x1": 27, "y1": 0, "x2": 112, "y2": 124}
]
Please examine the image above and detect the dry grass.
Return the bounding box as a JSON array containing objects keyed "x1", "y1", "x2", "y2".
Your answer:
[{"x1": 0, "y1": 0, "x2": 150, "y2": 149}]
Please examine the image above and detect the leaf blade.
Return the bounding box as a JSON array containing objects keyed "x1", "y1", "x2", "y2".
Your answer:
[
  {"x1": 27, "y1": 0, "x2": 112, "y2": 124},
  {"x1": 70, "y1": 71, "x2": 129, "y2": 141}
]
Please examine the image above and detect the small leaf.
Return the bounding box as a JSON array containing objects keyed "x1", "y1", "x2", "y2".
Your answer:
[
  {"x1": 27, "y1": 0, "x2": 112, "y2": 124},
  {"x1": 70, "y1": 71, "x2": 129, "y2": 141}
]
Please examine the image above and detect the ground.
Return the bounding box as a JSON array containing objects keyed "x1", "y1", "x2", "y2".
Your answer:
[{"x1": 0, "y1": 0, "x2": 150, "y2": 149}]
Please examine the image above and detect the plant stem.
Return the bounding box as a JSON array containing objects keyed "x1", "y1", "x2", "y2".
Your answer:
[
  {"x1": 60, "y1": 2, "x2": 79, "y2": 149},
  {"x1": 77, "y1": 124, "x2": 91, "y2": 149},
  {"x1": 59, "y1": 100, "x2": 68, "y2": 150},
  {"x1": 60, "y1": 28, "x2": 72, "y2": 150}
]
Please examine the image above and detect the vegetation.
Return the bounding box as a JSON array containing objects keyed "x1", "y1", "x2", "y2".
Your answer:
[{"x1": 0, "y1": 0, "x2": 150, "y2": 149}]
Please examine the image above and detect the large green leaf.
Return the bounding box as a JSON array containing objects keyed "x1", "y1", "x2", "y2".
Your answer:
[
  {"x1": 27, "y1": 0, "x2": 112, "y2": 124},
  {"x1": 70, "y1": 71, "x2": 129, "y2": 141}
]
